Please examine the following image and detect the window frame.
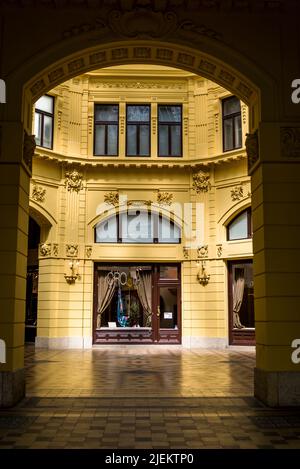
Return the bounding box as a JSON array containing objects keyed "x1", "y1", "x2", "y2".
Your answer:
[
  {"x1": 94, "y1": 104, "x2": 119, "y2": 156},
  {"x1": 94, "y1": 210, "x2": 181, "y2": 244},
  {"x1": 222, "y1": 96, "x2": 242, "y2": 153},
  {"x1": 126, "y1": 104, "x2": 151, "y2": 157},
  {"x1": 34, "y1": 94, "x2": 54, "y2": 150},
  {"x1": 227, "y1": 208, "x2": 252, "y2": 241},
  {"x1": 158, "y1": 104, "x2": 182, "y2": 157}
]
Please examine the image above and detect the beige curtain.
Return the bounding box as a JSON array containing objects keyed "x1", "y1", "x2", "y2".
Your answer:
[
  {"x1": 96, "y1": 273, "x2": 116, "y2": 328},
  {"x1": 233, "y1": 273, "x2": 245, "y2": 329},
  {"x1": 136, "y1": 272, "x2": 152, "y2": 327}
]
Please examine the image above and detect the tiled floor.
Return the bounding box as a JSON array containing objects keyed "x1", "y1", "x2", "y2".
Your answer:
[{"x1": 0, "y1": 345, "x2": 300, "y2": 448}]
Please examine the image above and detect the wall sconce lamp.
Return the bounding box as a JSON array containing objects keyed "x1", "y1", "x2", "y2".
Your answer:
[
  {"x1": 64, "y1": 260, "x2": 80, "y2": 284},
  {"x1": 196, "y1": 259, "x2": 210, "y2": 286}
]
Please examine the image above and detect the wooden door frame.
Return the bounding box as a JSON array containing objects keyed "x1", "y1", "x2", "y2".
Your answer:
[{"x1": 228, "y1": 259, "x2": 255, "y2": 346}]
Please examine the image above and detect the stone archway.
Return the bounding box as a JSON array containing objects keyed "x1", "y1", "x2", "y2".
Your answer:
[{"x1": 1, "y1": 1, "x2": 300, "y2": 408}]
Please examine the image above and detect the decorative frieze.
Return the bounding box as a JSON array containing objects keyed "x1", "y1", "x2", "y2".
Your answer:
[
  {"x1": 66, "y1": 244, "x2": 78, "y2": 258},
  {"x1": 53, "y1": 244, "x2": 58, "y2": 257},
  {"x1": 197, "y1": 245, "x2": 208, "y2": 258},
  {"x1": 231, "y1": 185, "x2": 244, "y2": 201},
  {"x1": 65, "y1": 169, "x2": 83, "y2": 192},
  {"x1": 217, "y1": 245, "x2": 223, "y2": 258},
  {"x1": 32, "y1": 184, "x2": 46, "y2": 203},
  {"x1": 281, "y1": 127, "x2": 300, "y2": 158},
  {"x1": 246, "y1": 130, "x2": 259, "y2": 172},
  {"x1": 192, "y1": 171, "x2": 211, "y2": 193},
  {"x1": 85, "y1": 246, "x2": 92, "y2": 259},
  {"x1": 157, "y1": 190, "x2": 173, "y2": 207},
  {"x1": 183, "y1": 247, "x2": 189, "y2": 259},
  {"x1": 23, "y1": 131, "x2": 36, "y2": 172},
  {"x1": 104, "y1": 191, "x2": 119, "y2": 207},
  {"x1": 39, "y1": 243, "x2": 51, "y2": 257}
]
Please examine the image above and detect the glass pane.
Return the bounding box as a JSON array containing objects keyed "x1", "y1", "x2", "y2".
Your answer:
[
  {"x1": 234, "y1": 114, "x2": 242, "y2": 148},
  {"x1": 107, "y1": 125, "x2": 118, "y2": 155},
  {"x1": 159, "y1": 287, "x2": 178, "y2": 329},
  {"x1": 34, "y1": 112, "x2": 42, "y2": 146},
  {"x1": 228, "y1": 211, "x2": 248, "y2": 240},
  {"x1": 159, "y1": 266, "x2": 178, "y2": 280},
  {"x1": 159, "y1": 217, "x2": 181, "y2": 243},
  {"x1": 159, "y1": 105, "x2": 181, "y2": 122},
  {"x1": 223, "y1": 118, "x2": 233, "y2": 151},
  {"x1": 35, "y1": 95, "x2": 53, "y2": 114},
  {"x1": 127, "y1": 125, "x2": 137, "y2": 155},
  {"x1": 95, "y1": 105, "x2": 118, "y2": 122},
  {"x1": 232, "y1": 263, "x2": 254, "y2": 328},
  {"x1": 223, "y1": 96, "x2": 240, "y2": 116},
  {"x1": 94, "y1": 125, "x2": 105, "y2": 155},
  {"x1": 121, "y1": 211, "x2": 153, "y2": 243},
  {"x1": 95, "y1": 217, "x2": 118, "y2": 243},
  {"x1": 139, "y1": 125, "x2": 150, "y2": 156},
  {"x1": 158, "y1": 125, "x2": 169, "y2": 156},
  {"x1": 127, "y1": 105, "x2": 150, "y2": 122},
  {"x1": 170, "y1": 125, "x2": 181, "y2": 156},
  {"x1": 42, "y1": 115, "x2": 53, "y2": 149}
]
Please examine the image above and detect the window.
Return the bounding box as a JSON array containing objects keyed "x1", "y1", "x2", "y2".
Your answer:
[
  {"x1": 158, "y1": 105, "x2": 182, "y2": 157},
  {"x1": 126, "y1": 105, "x2": 150, "y2": 156},
  {"x1": 95, "y1": 210, "x2": 181, "y2": 244},
  {"x1": 222, "y1": 96, "x2": 242, "y2": 152},
  {"x1": 94, "y1": 104, "x2": 119, "y2": 156},
  {"x1": 34, "y1": 95, "x2": 54, "y2": 149},
  {"x1": 227, "y1": 208, "x2": 252, "y2": 241}
]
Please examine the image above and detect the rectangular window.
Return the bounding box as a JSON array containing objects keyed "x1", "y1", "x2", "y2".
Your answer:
[
  {"x1": 94, "y1": 104, "x2": 119, "y2": 156},
  {"x1": 158, "y1": 105, "x2": 182, "y2": 157},
  {"x1": 126, "y1": 105, "x2": 150, "y2": 156},
  {"x1": 34, "y1": 95, "x2": 54, "y2": 149},
  {"x1": 222, "y1": 96, "x2": 242, "y2": 152}
]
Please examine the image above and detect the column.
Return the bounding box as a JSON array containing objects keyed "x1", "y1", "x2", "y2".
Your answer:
[{"x1": 251, "y1": 122, "x2": 300, "y2": 406}]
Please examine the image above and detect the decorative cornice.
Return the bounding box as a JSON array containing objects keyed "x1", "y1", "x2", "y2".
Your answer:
[{"x1": 34, "y1": 147, "x2": 247, "y2": 169}]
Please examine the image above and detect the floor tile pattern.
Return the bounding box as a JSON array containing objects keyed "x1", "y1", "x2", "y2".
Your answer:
[{"x1": 0, "y1": 345, "x2": 300, "y2": 448}]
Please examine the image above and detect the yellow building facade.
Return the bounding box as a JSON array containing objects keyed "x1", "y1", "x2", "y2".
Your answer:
[{"x1": 27, "y1": 65, "x2": 253, "y2": 349}]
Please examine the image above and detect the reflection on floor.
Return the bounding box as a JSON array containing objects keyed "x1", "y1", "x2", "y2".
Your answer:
[{"x1": 0, "y1": 345, "x2": 300, "y2": 448}]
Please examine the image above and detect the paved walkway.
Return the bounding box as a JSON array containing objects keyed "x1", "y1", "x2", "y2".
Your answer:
[{"x1": 0, "y1": 345, "x2": 300, "y2": 448}]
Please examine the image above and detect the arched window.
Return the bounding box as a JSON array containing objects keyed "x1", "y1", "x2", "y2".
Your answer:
[
  {"x1": 95, "y1": 210, "x2": 181, "y2": 244},
  {"x1": 227, "y1": 208, "x2": 252, "y2": 241}
]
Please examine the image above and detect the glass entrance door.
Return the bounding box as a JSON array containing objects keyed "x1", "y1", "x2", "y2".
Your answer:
[{"x1": 152, "y1": 265, "x2": 181, "y2": 344}]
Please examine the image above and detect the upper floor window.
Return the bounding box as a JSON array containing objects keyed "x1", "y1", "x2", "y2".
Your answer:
[
  {"x1": 158, "y1": 105, "x2": 182, "y2": 157},
  {"x1": 94, "y1": 104, "x2": 119, "y2": 156},
  {"x1": 126, "y1": 105, "x2": 150, "y2": 156},
  {"x1": 95, "y1": 210, "x2": 181, "y2": 244},
  {"x1": 227, "y1": 208, "x2": 252, "y2": 241},
  {"x1": 34, "y1": 95, "x2": 54, "y2": 149},
  {"x1": 222, "y1": 96, "x2": 242, "y2": 152}
]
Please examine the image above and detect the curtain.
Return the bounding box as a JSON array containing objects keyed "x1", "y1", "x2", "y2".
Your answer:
[
  {"x1": 96, "y1": 273, "x2": 116, "y2": 328},
  {"x1": 233, "y1": 272, "x2": 245, "y2": 329},
  {"x1": 136, "y1": 272, "x2": 152, "y2": 327}
]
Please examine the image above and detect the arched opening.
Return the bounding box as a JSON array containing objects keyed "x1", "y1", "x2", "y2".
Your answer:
[
  {"x1": 1, "y1": 13, "x2": 284, "y2": 406},
  {"x1": 25, "y1": 217, "x2": 40, "y2": 343}
]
